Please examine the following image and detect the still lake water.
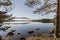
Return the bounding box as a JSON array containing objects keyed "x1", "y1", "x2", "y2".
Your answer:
[{"x1": 0, "y1": 22, "x2": 55, "y2": 40}]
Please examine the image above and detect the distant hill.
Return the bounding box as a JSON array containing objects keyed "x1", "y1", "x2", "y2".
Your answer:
[
  {"x1": 19, "y1": 17, "x2": 30, "y2": 19},
  {"x1": 12, "y1": 17, "x2": 30, "y2": 19}
]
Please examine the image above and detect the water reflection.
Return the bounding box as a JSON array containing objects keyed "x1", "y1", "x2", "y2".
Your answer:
[
  {"x1": 0, "y1": 25, "x2": 11, "y2": 31},
  {"x1": 0, "y1": 22, "x2": 55, "y2": 40}
]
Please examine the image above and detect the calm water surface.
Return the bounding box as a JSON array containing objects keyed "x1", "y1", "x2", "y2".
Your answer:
[{"x1": 0, "y1": 22, "x2": 55, "y2": 40}]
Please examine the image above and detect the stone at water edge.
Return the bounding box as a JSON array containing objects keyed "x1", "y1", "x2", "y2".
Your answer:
[{"x1": 0, "y1": 35, "x2": 2, "y2": 40}]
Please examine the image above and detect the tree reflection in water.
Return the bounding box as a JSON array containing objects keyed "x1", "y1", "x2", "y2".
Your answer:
[
  {"x1": 0, "y1": 24, "x2": 12, "y2": 40},
  {"x1": 0, "y1": 25, "x2": 11, "y2": 31}
]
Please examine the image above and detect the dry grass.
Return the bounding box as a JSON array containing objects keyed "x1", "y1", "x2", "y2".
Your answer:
[{"x1": 26, "y1": 36, "x2": 60, "y2": 40}]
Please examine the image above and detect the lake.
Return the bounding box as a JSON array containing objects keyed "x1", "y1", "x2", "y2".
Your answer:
[{"x1": 0, "y1": 22, "x2": 55, "y2": 40}]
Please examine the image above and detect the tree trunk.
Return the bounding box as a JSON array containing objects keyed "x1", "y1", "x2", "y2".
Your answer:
[{"x1": 55, "y1": 0, "x2": 59, "y2": 38}]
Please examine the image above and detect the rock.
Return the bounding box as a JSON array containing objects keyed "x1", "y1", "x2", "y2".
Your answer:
[
  {"x1": 35, "y1": 28, "x2": 40, "y2": 30},
  {"x1": 7, "y1": 32, "x2": 14, "y2": 36},
  {"x1": 0, "y1": 35, "x2": 2, "y2": 40},
  {"x1": 28, "y1": 31, "x2": 34, "y2": 34},
  {"x1": 17, "y1": 33, "x2": 21, "y2": 35},
  {"x1": 20, "y1": 37, "x2": 25, "y2": 40}
]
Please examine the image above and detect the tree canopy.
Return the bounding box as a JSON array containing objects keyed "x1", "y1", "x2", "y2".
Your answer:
[
  {"x1": 25, "y1": 0, "x2": 57, "y2": 15},
  {"x1": 0, "y1": 0, "x2": 13, "y2": 23}
]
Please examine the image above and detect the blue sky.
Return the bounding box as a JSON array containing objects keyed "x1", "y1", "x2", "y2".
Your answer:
[{"x1": 9, "y1": 0, "x2": 56, "y2": 19}]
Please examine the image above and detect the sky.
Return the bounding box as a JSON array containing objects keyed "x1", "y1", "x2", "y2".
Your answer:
[{"x1": 9, "y1": 0, "x2": 56, "y2": 19}]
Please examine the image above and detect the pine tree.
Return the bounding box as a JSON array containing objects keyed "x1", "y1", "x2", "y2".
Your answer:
[{"x1": 0, "y1": 0, "x2": 12, "y2": 23}]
